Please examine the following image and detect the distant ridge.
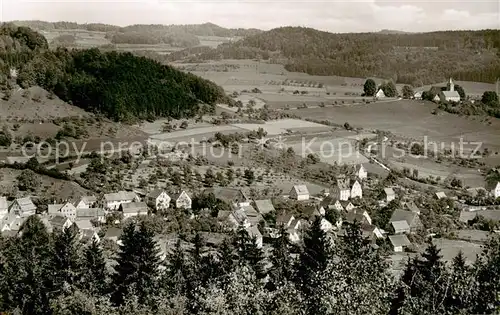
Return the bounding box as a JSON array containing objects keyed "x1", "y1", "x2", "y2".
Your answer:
[{"x1": 378, "y1": 29, "x2": 411, "y2": 34}]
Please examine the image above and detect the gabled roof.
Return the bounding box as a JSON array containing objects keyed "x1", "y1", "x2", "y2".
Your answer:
[
  {"x1": 441, "y1": 90, "x2": 460, "y2": 98},
  {"x1": 340, "y1": 201, "x2": 354, "y2": 209},
  {"x1": 50, "y1": 215, "x2": 71, "y2": 228},
  {"x1": 76, "y1": 208, "x2": 105, "y2": 218},
  {"x1": 321, "y1": 196, "x2": 340, "y2": 208},
  {"x1": 217, "y1": 210, "x2": 232, "y2": 221},
  {"x1": 231, "y1": 209, "x2": 248, "y2": 225},
  {"x1": 391, "y1": 220, "x2": 410, "y2": 232},
  {"x1": 104, "y1": 191, "x2": 138, "y2": 202},
  {"x1": 105, "y1": 227, "x2": 122, "y2": 239},
  {"x1": 403, "y1": 201, "x2": 420, "y2": 213},
  {"x1": 277, "y1": 213, "x2": 294, "y2": 226},
  {"x1": 147, "y1": 189, "x2": 168, "y2": 199},
  {"x1": 0, "y1": 197, "x2": 8, "y2": 210},
  {"x1": 120, "y1": 202, "x2": 148, "y2": 214},
  {"x1": 485, "y1": 181, "x2": 500, "y2": 191},
  {"x1": 384, "y1": 188, "x2": 395, "y2": 196},
  {"x1": 460, "y1": 210, "x2": 500, "y2": 222},
  {"x1": 390, "y1": 209, "x2": 418, "y2": 227},
  {"x1": 74, "y1": 219, "x2": 93, "y2": 230},
  {"x1": 246, "y1": 225, "x2": 262, "y2": 239},
  {"x1": 389, "y1": 234, "x2": 411, "y2": 247},
  {"x1": 254, "y1": 199, "x2": 275, "y2": 214},
  {"x1": 77, "y1": 195, "x2": 97, "y2": 204},
  {"x1": 203, "y1": 188, "x2": 247, "y2": 203},
  {"x1": 303, "y1": 206, "x2": 321, "y2": 219},
  {"x1": 291, "y1": 185, "x2": 309, "y2": 196},
  {"x1": 13, "y1": 197, "x2": 36, "y2": 211},
  {"x1": 171, "y1": 190, "x2": 190, "y2": 200},
  {"x1": 48, "y1": 204, "x2": 64, "y2": 214}
]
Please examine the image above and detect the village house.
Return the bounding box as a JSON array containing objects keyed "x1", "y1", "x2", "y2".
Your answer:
[
  {"x1": 48, "y1": 202, "x2": 77, "y2": 220},
  {"x1": 74, "y1": 219, "x2": 93, "y2": 231},
  {"x1": 383, "y1": 188, "x2": 396, "y2": 203},
  {"x1": 0, "y1": 213, "x2": 24, "y2": 233},
  {"x1": 332, "y1": 176, "x2": 351, "y2": 201},
  {"x1": 344, "y1": 209, "x2": 372, "y2": 226},
  {"x1": 289, "y1": 185, "x2": 310, "y2": 201},
  {"x1": 241, "y1": 205, "x2": 264, "y2": 226},
  {"x1": 391, "y1": 220, "x2": 411, "y2": 234},
  {"x1": 439, "y1": 78, "x2": 460, "y2": 103},
  {"x1": 76, "y1": 208, "x2": 106, "y2": 223},
  {"x1": 217, "y1": 210, "x2": 239, "y2": 229},
  {"x1": 171, "y1": 191, "x2": 192, "y2": 209},
  {"x1": 321, "y1": 196, "x2": 344, "y2": 212},
  {"x1": 50, "y1": 215, "x2": 73, "y2": 231},
  {"x1": 146, "y1": 189, "x2": 171, "y2": 211},
  {"x1": 119, "y1": 202, "x2": 149, "y2": 218},
  {"x1": 204, "y1": 188, "x2": 249, "y2": 207},
  {"x1": 74, "y1": 196, "x2": 97, "y2": 209},
  {"x1": 361, "y1": 224, "x2": 384, "y2": 240},
  {"x1": 253, "y1": 199, "x2": 275, "y2": 215},
  {"x1": 276, "y1": 213, "x2": 296, "y2": 229},
  {"x1": 390, "y1": 209, "x2": 423, "y2": 233},
  {"x1": 0, "y1": 197, "x2": 8, "y2": 219},
  {"x1": 103, "y1": 191, "x2": 140, "y2": 210},
  {"x1": 79, "y1": 229, "x2": 100, "y2": 243},
  {"x1": 413, "y1": 91, "x2": 422, "y2": 100},
  {"x1": 350, "y1": 180, "x2": 363, "y2": 199},
  {"x1": 9, "y1": 197, "x2": 37, "y2": 217},
  {"x1": 433, "y1": 94, "x2": 441, "y2": 102},
  {"x1": 340, "y1": 201, "x2": 356, "y2": 212},
  {"x1": 389, "y1": 234, "x2": 411, "y2": 252},
  {"x1": 287, "y1": 218, "x2": 303, "y2": 243},
  {"x1": 355, "y1": 164, "x2": 367, "y2": 180}
]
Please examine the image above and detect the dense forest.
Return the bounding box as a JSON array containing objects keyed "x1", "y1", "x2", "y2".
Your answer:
[
  {"x1": 0, "y1": 215, "x2": 498, "y2": 314},
  {"x1": 170, "y1": 27, "x2": 500, "y2": 85},
  {"x1": 0, "y1": 24, "x2": 228, "y2": 122}
]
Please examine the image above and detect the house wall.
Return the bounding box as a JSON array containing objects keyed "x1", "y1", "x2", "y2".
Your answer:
[
  {"x1": 493, "y1": 185, "x2": 500, "y2": 199},
  {"x1": 106, "y1": 200, "x2": 132, "y2": 211},
  {"x1": 76, "y1": 201, "x2": 90, "y2": 209},
  {"x1": 176, "y1": 193, "x2": 192, "y2": 209},
  {"x1": 351, "y1": 182, "x2": 363, "y2": 199},
  {"x1": 394, "y1": 245, "x2": 403, "y2": 253},
  {"x1": 358, "y1": 168, "x2": 367, "y2": 180},
  {"x1": 386, "y1": 194, "x2": 395, "y2": 202},
  {"x1": 154, "y1": 193, "x2": 171, "y2": 210},
  {"x1": 296, "y1": 194, "x2": 309, "y2": 201}
]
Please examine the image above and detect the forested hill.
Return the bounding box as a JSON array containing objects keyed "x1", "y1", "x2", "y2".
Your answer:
[
  {"x1": 0, "y1": 24, "x2": 228, "y2": 122},
  {"x1": 172, "y1": 26, "x2": 500, "y2": 85}
]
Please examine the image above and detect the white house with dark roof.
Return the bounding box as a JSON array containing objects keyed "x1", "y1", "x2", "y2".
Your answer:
[
  {"x1": 171, "y1": 191, "x2": 192, "y2": 209},
  {"x1": 9, "y1": 197, "x2": 36, "y2": 217},
  {"x1": 390, "y1": 209, "x2": 423, "y2": 233},
  {"x1": 321, "y1": 196, "x2": 344, "y2": 212},
  {"x1": 103, "y1": 191, "x2": 139, "y2": 210},
  {"x1": 1, "y1": 213, "x2": 24, "y2": 233},
  {"x1": 146, "y1": 189, "x2": 171, "y2": 211},
  {"x1": 289, "y1": 185, "x2": 310, "y2": 201},
  {"x1": 241, "y1": 205, "x2": 263, "y2": 226},
  {"x1": 74, "y1": 196, "x2": 97, "y2": 209},
  {"x1": 203, "y1": 188, "x2": 249, "y2": 207},
  {"x1": 0, "y1": 197, "x2": 8, "y2": 219},
  {"x1": 119, "y1": 202, "x2": 148, "y2": 219},
  {"x1": 48, "y1": 202, "x2": 77, "y2": 220}
]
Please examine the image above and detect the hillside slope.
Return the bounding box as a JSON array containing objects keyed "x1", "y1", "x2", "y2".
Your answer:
[
  {"x1": 169, "y1": 26, "x2": 500, "y2": 85},
  {"x1": 1, "y1": 24, "x2": 229, "y2": 122}
]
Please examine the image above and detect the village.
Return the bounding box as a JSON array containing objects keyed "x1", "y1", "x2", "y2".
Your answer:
[{"x1": 1, "y1": 159, "x2": 499, "y2": 267}]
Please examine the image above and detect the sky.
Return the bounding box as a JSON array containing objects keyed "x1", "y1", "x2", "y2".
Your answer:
[{"x1": 1, "y1": 0, "x2": 499, "y2": 33}]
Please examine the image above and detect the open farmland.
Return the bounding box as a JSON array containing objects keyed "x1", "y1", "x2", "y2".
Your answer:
[{"x1": 292, "y1": 100, "x2": 500, "y2": 158}]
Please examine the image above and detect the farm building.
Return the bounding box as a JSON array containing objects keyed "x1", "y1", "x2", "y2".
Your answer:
[
  {"x1": 50, "y1": 215, "x2": 73, "y2": 231},
  {"x1": 403, "y1": 201, "x2": 421, "y2": 214},
  {"x1": 389, "y1": 234, "x2": 411, "y2": 252},
  {"x1": 171, "y1": 191, "x2": 192, "y2": 209},
  {"x1": 289, "y1": 185, "x2": 310, "y2": 201},
  {"x1": 321, "y1": 196, "x2": 344, "y2": 212},
  {"x1": 276, "y1": 213, "x2": 295, "y2": 228},
  {"x1": 340, "y1": 201, "x2": 356, "y2": 212},
  {"x1": 246, "y1": 225, "x2": 263, "y2": 248},
  {"x1": 204, "y1": 188, "x2": 249, "y2": 207},
  {"x1": 74, "y1": 196, "x2": 97, "y2": 209},
  {"x1": 391, "y1": 220, "x2": 411, "y2": 234},
  {"x1": 433, "y1": 94, "x2": 441, "y2": 102},
  {"x1": 383, "y1": 188, "x2": 396, "y2": 202},
  {"x1": 48, "y1": 202, "x2": 77, "y2": 220},
  {"x1": 1, "y1": 213, "x2": 24, "y2": 233},
  {"x1": 76, "y1": 208, "x2": 106, "y2": 223},
  {"x1": 119, "y1": 202, "x2": 149, "y2": 218},
  {"x1": 376, "y1": 89, "x2": 386, "y2": 99},
  {"x1": 9, "y1": 197, "x2": 36, "y2": 217},
  {"x1": 413, "y1": 91, "x2": 422, "y2": 100},
  {"x1": 241, "y1": 205, "x2": 264, "y2": 226},
  {"x1": 254, "y1": 199, "x2": 275, "y2": 214},
  {"x1": 103, "y1": 191, "x2": 140, "y2": 210},
  {"x1": 146, "y1": 189, "x2": 171, "y2": 211},
  {"x1": 390, "y1": 209, "x2": 422, "y2": 233}
]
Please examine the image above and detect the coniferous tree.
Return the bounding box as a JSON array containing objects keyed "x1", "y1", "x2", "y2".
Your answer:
[
  {"x1": 165, "y1": 238, "x2": 189, "y2": 295},
  {"x1": 111, "y1": 222, "x2": 160, "y2": 306},
  {"x1": 364, "y1": 79, "x2": 377, "y2": 96},
  {"x1": 80, "y1": 239, "x2": 108, "y2": 296},
  {"x1": 232, "y1": 227, "x2": 266, "y2": 279},
  {"x1": 268, "y1": 224, "x2": 294, "y2": 288},
  {"x1": 51, "y1": 224, "x2": 82, "y2": 293},
  {"x1": 472, "y1": 235, "x2": 500, "y2": 314}
]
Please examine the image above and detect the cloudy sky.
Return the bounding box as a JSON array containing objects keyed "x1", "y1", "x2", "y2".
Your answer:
[{"x1": 1, "y1": 0, "x2": 499, "y2": 32}]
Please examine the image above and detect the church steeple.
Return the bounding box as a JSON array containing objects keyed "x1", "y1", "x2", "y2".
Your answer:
[{"x1": 448, "y1": 77, "x2": 455, "y2": 91}]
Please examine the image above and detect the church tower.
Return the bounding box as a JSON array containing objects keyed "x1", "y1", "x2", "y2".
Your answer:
[{"x1": 448, "y1": 77, "x2": 455, "y2": 91}]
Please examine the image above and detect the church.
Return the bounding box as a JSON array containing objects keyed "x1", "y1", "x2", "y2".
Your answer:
[{"x1": 439, "y1": 78, "x2": 461, "y2": 103}]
